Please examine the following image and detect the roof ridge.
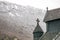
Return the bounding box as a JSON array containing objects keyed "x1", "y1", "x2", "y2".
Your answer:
[
  {"x1": 44, "y1": 8, "x2": 60, "y2": 22},
  {"x1": 33, "y1": 24, "x2": 43, "y2": 32},
  {"x1": 49, "y1": 8, "x2": 60, "y2": 11}
]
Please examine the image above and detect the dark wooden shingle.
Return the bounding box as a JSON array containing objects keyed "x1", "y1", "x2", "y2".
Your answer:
[{"x1": 44, "y1": 8, "x2": 60, "y2": 22}]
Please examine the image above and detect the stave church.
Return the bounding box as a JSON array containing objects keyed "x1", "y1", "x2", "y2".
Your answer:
[{"x1": 33, "y1": 7, "x2": 60, "y2": 40}]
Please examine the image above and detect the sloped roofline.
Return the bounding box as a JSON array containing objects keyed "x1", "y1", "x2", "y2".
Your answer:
[
  {"x1": 43, "y1": 8, "x2": 60, "y2": 22},
  {"x1": 33, "y1": 18, "x2": 43, "y2": 33}
]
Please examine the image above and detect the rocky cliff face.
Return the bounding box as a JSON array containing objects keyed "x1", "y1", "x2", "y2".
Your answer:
[{"x1": 0, "y1": 1, "x2": 45, "y2": 40}]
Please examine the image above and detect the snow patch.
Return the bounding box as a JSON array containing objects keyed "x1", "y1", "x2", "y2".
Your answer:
[
  {"x1": 9, "y1": 12, "x2": 15, "y2": 16},
  {"x1": 15, "y1": 13, "x2": 20, "y2": 16}
]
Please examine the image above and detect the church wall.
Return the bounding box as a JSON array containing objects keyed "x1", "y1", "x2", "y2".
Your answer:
[{"x1": 46, "y1": 19, "x2": 60, "y2": 32}]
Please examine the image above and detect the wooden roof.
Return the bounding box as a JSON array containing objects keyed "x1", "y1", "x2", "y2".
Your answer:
[
  {"x1": 39, "y1": 32, "x2": 58, "y2": 40},
  {"x1": 33, "y1": 24, "x2": 43, "y2": 33},
  {"x1": 44, "y1": 8, "x2": 60, "y2": 22},
  {"x1": 33, "y1": 18, "x2": 43, "y2": 33}
]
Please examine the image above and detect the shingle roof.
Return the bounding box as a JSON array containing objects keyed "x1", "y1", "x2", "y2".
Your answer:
[
  {"x1": 39, "y1": 32, "x2": 58, "y2": 40},
  {"x1": 53, "y1": 32, "x2": 60, "y2": 40},
  {"x1": 44, "y1": 8, "x2": 60, "y2": 22},
  {"x1": 33, "y1": 24, "x2": 43, "y2": 32},
  {"x1": 33, "y1": 18, "x2": 43, "y2": 32}
]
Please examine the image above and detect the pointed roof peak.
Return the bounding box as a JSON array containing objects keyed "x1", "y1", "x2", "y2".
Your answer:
[{"x1": 33, "y1": 18, "x2": 43, "y2": 33}]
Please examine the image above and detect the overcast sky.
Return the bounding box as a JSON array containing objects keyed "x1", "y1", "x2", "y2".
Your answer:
[{"x1": 0, "y1": 0, "x2": 60, "y2": 10}]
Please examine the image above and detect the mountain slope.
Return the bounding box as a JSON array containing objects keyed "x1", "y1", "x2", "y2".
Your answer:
[{"x1": 0, "y1": 1, "x2": 45, "y2": 40}]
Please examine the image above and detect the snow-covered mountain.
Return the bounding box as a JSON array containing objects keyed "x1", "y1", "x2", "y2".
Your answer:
[{"x1": 0, "y1": 1, "x2": 45, "y2": 40}]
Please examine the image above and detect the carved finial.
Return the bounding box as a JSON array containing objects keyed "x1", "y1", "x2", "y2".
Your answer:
[
  {"x1": 36, "y1": 18, "x2": 40, "y2": 23},
  {"x1": 46, "y1": 7, "x2": 48, "y2": 12},
  {"x1": 36, "y1": 18, "x2": 40, "y2": 25}
]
